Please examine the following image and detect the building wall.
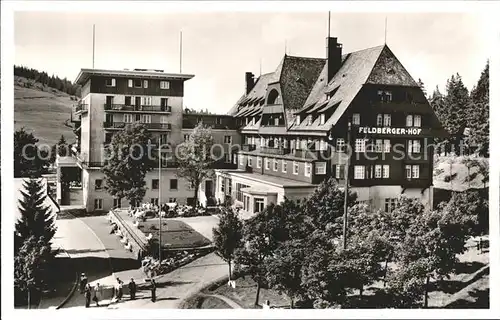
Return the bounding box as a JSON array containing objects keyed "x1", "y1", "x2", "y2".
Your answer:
[
  {"x1": 83, "y1": 168, "x2": 194, "y2": 212},
  {"x1": 89, "y1": 75, "x2": 184, "y2": 97}
]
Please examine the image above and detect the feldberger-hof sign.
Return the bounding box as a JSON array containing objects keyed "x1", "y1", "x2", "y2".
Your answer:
[{"x1": 358, "y1": 127, "x2": 422, "y2": 135}]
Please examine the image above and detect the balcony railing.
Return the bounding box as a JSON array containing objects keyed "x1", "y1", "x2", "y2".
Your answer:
[
  {"x1": 259, "y1": 146, "x2": 290, "y2": 155},
  {"x1": 104, "y1": 104, "x2": 172, "y2": 113},
  {"x1": 75, "y1": 104, "x2": 89, "y2": 113},
  {"x1": 104, "y1": 122, "x2": 172, "y2": 130},
  {"x1": 242, "y1": 144, "x2": 257, "y2": 152}
]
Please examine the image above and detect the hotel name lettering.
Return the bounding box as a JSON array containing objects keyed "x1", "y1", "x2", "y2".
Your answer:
[{"x1": 358, "y1": 127, "x2": 422, "y2": 135}]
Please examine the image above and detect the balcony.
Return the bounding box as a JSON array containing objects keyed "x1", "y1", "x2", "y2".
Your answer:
[
  {"x1": 104, "y1": 122, "x2": 172, "y2": 131},
  {"x1": 104, "y1": 104, "x2": 172, "y2": 113},
  {"x1": 74, "y1": 103, "x2": 89, "y2": 114},
  {"x1": 242, "y1": 144, "x2": 256, "y2": 152},
  {"x1": 259, "y1": 146, "x2": 290, "y2": 155}
]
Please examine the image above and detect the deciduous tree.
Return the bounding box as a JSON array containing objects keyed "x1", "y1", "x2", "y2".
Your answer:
[
  {"x1": 103, "y1": 124, "x2": 155, "y2": 208},
  {"x1": 213, "y1": 205, "x2": 243, "y2": 281},
  {"x1": 177, "y1": 123, "x2": 215, "y2": 207}
]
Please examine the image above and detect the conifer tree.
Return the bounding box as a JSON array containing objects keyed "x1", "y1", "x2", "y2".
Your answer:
[{"x1": 15, "y1": 178, "x2": 57, "y2": 252}]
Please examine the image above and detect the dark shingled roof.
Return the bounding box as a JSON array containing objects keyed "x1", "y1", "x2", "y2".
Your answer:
[
  {"x1": 280, "y1": 55, "x2": 325, "y2": 127},
  {"x1": 230, "y1": 43, "x2": 426, "y2": 134}
]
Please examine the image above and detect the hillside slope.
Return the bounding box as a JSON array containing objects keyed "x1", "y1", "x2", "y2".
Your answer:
[{"x1": 14, "y1": 76, "x2": 76, "y2": 147}]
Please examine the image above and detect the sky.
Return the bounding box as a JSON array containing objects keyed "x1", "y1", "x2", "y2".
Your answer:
[{"x1": 14, "y1": 11, "x2": 491, "y2": 114}]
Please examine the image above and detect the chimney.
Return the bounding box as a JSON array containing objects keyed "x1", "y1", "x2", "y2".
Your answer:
[
  {"x1": 326, "y1": 37, "x2": 342, "y2": 82},
  {"x1": 245, "y1": 72, "x2": 255, "y2": 95}
]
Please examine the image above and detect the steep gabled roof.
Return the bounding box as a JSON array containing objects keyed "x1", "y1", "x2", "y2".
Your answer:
[{"x1": 228, "y1": 72, "x2": 274, "y2": 116}]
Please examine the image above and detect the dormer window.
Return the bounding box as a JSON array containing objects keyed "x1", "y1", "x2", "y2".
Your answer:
[
  {"x1": 306, "y1": 115, "x2": 312, "y2": 126},
  {"x1": 352, "y1": 113, "x2": 360, "y2": 125},
  {"x1": 296, "y1": 115, "x2": 301, "y2": 125},
  {"x1": 378, "y1": 90, "x2": 393, "y2": 102},
  {"x1": 319, "y1": 114, "x2": 325, "y2": 125},
  {"x1": 134, "y1": 79, "x2": 142, "y2": 88}
]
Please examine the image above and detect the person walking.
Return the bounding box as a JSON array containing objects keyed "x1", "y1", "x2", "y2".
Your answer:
[
  {"x1": 117, "y1": 279, "x2": 124, "y2": 301},
  {"x1": 84, "y1": 284, "x2": 91, "y2": 308},
  {"x1": 150, "y1": 279, "x2": 156, "y2": 302},
  {"x1": 79, "y1": 273, "x2": 88, "y2": 294},
  {"x1": 128, "y1": 278, "x2": 137, "y2": 300},
  {"x1": 93, "y1": 283, "x2": 102, "y2": 307}
]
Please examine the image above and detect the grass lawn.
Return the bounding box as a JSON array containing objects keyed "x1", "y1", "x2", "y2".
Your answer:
[
  {"x1": 200, "y1": 296, "x2": 232, "y2": 309},
  {"x1": 205, "y1": 246, "x2": 488, "y2": 309},
  {"x1": 14, "y1": 79, "x2": 75, "y2": 147},
  {"x1": 138, "y1": 219, "x2": 211, "y2": 249},
  {"x1": 206, "y1": 276, "x2": 290, "y2": 309}
]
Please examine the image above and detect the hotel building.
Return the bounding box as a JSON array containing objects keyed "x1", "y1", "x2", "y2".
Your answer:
[{"x1": 59, "y1": 36, "x2": 446, "y2": 215}]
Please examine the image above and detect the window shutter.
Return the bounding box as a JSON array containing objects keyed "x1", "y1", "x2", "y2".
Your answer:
[
  {"x1": 111, "y1": 78, "x2": 116, "y2": 87},
  {"x1": 144, "y1": 80, "x2": 148, "y2": 88},
  {"x1": 128, "y1": 79, "x2": 133, "y2": 87}
]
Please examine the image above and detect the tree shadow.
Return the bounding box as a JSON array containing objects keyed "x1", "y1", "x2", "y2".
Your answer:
[
  {"x1": 454, "y1": 261, "x2": 486, "y2": 274},
  {"x1": 65, "y1": 248, "x2": 108, "y2": 255},
  {"x1": 429, "y1": 266, "x2": 489, "y2": 294},
  {"x1": 445, "y1": 288, "x2": 489, "y2": 309}
]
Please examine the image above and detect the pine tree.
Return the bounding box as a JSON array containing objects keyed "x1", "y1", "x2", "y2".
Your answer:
[
  {"x1": 15, "y1": 178, "x2": 57, "y2": 252},
  {"x1": 468, "y1": 61, "x2": 489, "y2": 156}
]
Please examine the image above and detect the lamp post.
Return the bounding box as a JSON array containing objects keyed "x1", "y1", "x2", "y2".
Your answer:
[
  {"x1": 327, "y1": 121, "x2": 351, "y2": 250},
  {"x1": 158, "y1": 136, "x2": 162, "y2": 263}
]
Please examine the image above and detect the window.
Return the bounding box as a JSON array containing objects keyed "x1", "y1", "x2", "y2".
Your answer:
[
  {"x1": 354, "y1": 165, "x2": 365, "y2": 179},
  {"x1": 274, "y1": 117, "x2": 280, "y2": 126},
  {"x1": 319, "y1": 114, "x2": 325, "y2": 125},
  {"x1": 375, "y1": 165, "x2": 382, "y2": 178},
  {"x1": 248, "y1": 157, "x2": 253, "y2": 167},
  {"x1": 336, "y1": 138, "x2": 345, "y2": 152},
  {"x1": 385, "y1": 198, "x2": 397, "y2": 213},
  {"x1": 94, "y1": 199, "x2": 103, "y2": 210},
  {"x1": 124, "y1": 114, "x2": 133, "y2": 123},
  {"x1": 408, "y1": 140, "x2": 421, "y2": 153},
  {"x1": 233, "y1": 154, "x2": 237, "y2": 164},
  {"x1": 168, "y1": 198, "x2": 177, "y2": 203},
  {"x1": 113, "y1": 198, "x2": 121, "y2": 209},
  {"x1": 414, "y1": 115, "x2": 421, "y2": 127},
  {"x1": 254, "y1": 198, "x2": 265, "y2": 213},
  {"x1": 293, "y1": 161, "x2": 299, "y2": 175},
  {"x1": 143, "y1": 80, "x2": 148, "y2": 88},
  {"x1": 240, "y1": 155, "x2": 244, "y2": 166},
  {"x1": 376, "y1": 114, "x2": 383, "y2": 126},
  {"x1": 160, "y1": 98, "x2": 168, "y2": 108},
  {"x1": 152, "y1": 179, "x2": 159, "y2": 190},
  {"x1": 160, "y1": 81, "x2": 170, "y2": 89},
  {"x1": 106, "y1": 78, "x2": 116, "y2": 87},
  {"x1": 384, "y1": 114, "x2": 391, "y2": 126},
  {"x1": 406, "y1": 115, "x2": 422, "y2": 127},
  {"x1": 378, "y1": 90, "x2": 392, "y2": 102},
  {"x1": 95, "y1": 179, "x2": 103, "y2": 191},
  {"x1": 265, "y1": 158, "x2": 270, "y2": 170},
  {"x1": 296, "y1": 115, "x2": 301, "y2": 125},
  {"x1": 383, "y1": 165, "x2": 390, "y2": 178},
  {"x1": 383, "y1": 139, "x2": 391, "y2": 153},
  {"x1": 273, "y1": 159, "x2": 279, "y2": 171},
  {"x1": 412, "y1": 165, "x2": 420, "y2": 178},
  {"x1": 142, "y1": 96, "x2": 152, "y2": 106},
  {"x1": 125, "y1": 96, "x2": 132, "y2": 105},
  {"x1": 257, "y1": 157, "x2": 262, "y2": 168},
  {"x1": 170, "y1": 179, "x2": 178, "y2": 190},
  {"x1": 306, "y1": 115, "x2": 312, "y2": 126},
  {"x1": 282, "y1": 161, "x2": 287, "y2": 173},
  {"x1": 160, "y1": 116, "x2": 168, "y2": 124},
  {"x1": 315, "y1": 162, "x2": 326, "y2": 175},
  {"x1": 224, "y1": 154, "x2": 231, "y2": 163},
  {"x1": 335, "y1": 165, "x2": 345, "y2": 179},
  {"x1": 151, "y1": 198, "x2": 158, "y2": 206},
  {"x1": 352, "y1": 113, "x2": 360, "y2": 125},
  {"x1": 128, "y1": 79, "x2": 133, "y2": 87},
  {"x1": 305, "y1": 162, "x2": 311, "y2": 177},
  {"x1": 375, "y1": 139, "x2": 383, "y2": 153},
  {"x1": 224, "y1": 136, "x2": 232, "y2": 144},
  {"x1": 134, "y1": 79, "x2": 142, "y2": 88},
  {"x1": 319, "y1": 139, "x2": 327, "y2": 151},
  {"x1": 405, "y1": 165, "x2": 420, "y2": 179},
  {"x1": 355, "y1": 139, "x2": 366, "y2": 152},
  {"x1": 140, "y1": 114, "x2": 152, "y2": 123},
  {"x1": 184, "y1": 134, "x2": 190, "y2": 142}
]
